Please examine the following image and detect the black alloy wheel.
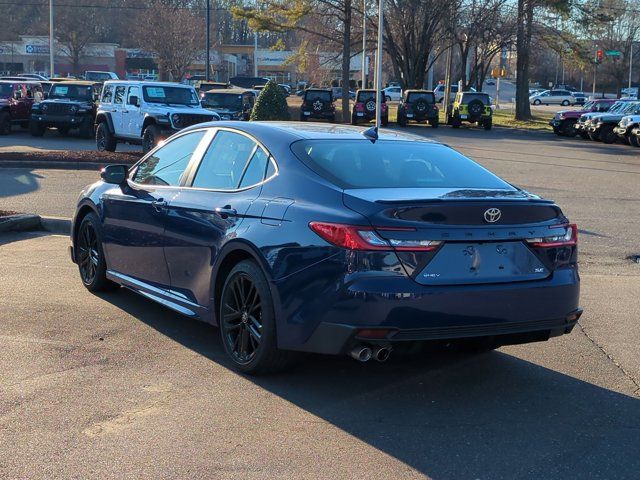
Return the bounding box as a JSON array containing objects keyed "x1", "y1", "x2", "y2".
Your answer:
[
  {"x1": 76, "y1": 213, "x2": 115, "y2": 292},
  {"x1": 600, "y1": 125, "x2": 617, "y2": 144},
  {"x1": 630, "y1": 134, "x2": 640, "y2": 147},
  {"x1": 219, "y1": 260, "x2": 292, "y2": 374}
]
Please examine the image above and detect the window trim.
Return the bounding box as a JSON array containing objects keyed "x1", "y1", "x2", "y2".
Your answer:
[
  {"x1": 127, "y1": 128, "x2": 214, "y2": 189},
  {"x1": 182, "y1": 126, "x2": 279, "y2": 193}
]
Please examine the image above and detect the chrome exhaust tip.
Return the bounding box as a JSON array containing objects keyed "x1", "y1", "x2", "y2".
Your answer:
[
  {"x1": 373, "y1": 346, "x2": 392, "y2": 362},
  {"x1": 349, "y1": 345, "x2": 372, "y2": 362}
]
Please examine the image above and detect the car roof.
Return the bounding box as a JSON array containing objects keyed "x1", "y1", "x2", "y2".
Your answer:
[
  {"x1": 0, "y1": 79, "x2": 41, "y2": 84},
  {"x1": 182, "y1": 121, "x2": 441, "y2": 144},
  {"x1": 50, "y1": 80, "x2": 98, "y2": 86},
  {"x1": 102, "y1": 80, "x2": 193, "y2": 88},
  {"x1": 405, "y1": 89, "x2": 434, "y2": 94},
  {"x1": 204, "y1": 88, "x2": 252, "y2": 95},
  {"x1": 305, "y1": 88, "x2": 331, "y2": 92}
]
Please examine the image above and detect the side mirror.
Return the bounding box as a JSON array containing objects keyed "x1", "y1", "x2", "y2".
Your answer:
[
  {"x1": 42, "y1": 92, "x2": 48, "y2": 100},
  {"x1": 100, "y1": 164, "x2": 128, "y2": 185},
  {"x1": 128, "y1": 95, "x2": 139, "y2": 107},
  {"x1": 13, "y1": 90, "x2": 23, "y2": 99}
]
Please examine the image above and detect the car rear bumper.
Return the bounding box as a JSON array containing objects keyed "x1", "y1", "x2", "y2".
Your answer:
[
  {"x1": 280, "y1": 267, "x2": 581, "y2": 354},
  {"x1": 302, "y1": 111, "x2": 334, "y2": 119}
]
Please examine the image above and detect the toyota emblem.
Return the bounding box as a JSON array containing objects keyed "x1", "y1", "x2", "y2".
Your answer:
[{"x1": 484, "y1": 208, "x2": 501, "y2": 223}]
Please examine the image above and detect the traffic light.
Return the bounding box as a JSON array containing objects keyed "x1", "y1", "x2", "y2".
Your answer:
[{"x1": 596, "y1": 49, "x2": 604, "y2": 63}]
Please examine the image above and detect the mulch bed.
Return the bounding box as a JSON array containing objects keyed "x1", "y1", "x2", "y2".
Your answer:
[
  {"x1": 0, "y1": 150, "x2": 142, "y2": 165},
  {"x1": 0, "y1": 210, "x2": 19, "y2": 217}
]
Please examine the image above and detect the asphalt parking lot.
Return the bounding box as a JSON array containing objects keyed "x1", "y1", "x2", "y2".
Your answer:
[{"x1": 1, "y1": 126, "x2": 640, "y2": 479}]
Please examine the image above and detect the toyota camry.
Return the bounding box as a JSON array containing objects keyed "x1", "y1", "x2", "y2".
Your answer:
[{"x1": 70, "y1": 122, "x2": 581, "y2": 374}]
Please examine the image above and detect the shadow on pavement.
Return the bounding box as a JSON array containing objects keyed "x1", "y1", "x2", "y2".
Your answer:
[
  {"x1": 0, "y1": 168, "x2": 42, "y2": 198},
  {"x1": 100, "y1": 287, "x2": 640, "y2": 479}
]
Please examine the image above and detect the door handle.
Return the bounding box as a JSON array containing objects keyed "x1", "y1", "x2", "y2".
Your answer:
[
  {"x1": 215, "y1": 205, "x2": 237, "y2": 219},
  {"x1": 152, "y1": 199, "x2": 168, "y2": 212}
]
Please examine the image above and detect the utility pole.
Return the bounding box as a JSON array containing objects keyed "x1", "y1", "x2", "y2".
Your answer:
[
  {"x1": 205, "y1": 0, "x2": 211, "y2": 81},
  {"x1": 49, "y1": 0, "x2": 54, "y2": 77},
  {"x1": 361, "y1": 0, "x2": 366, "y2": 88},
  {"x1": 254, "y1": 32, "x2": 258, "y2": 77},
  {"x1": 443, "y1": 44, "x2": 453, "y2": 120},
  {"x1": 629, "y1": 44, "x2": 633, "y2": 91},
  {"x1": 374, "y1": 0, "x2": 383, "y2": 129},
  {"x1": 427, "y1": 52, "x2": 433, "y2": 90}
]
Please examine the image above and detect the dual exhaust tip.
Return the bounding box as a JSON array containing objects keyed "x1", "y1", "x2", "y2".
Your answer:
[{"x1": 349, "y1": 345, "x2": 392, "y2": 363}]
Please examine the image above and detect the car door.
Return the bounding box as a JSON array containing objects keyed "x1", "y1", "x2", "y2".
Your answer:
[
  {"x1": 101, "y1": 129, "x2": 210, "y2": 289},
  {"x1": 163, "y1": 128, "x2": 273, "y2": 311},
  {"x1": 124, "y1": 85, "x2": 144, "y2": 137},
  {"x1": 111, "y1": 85, "x2": 127, "y2": 135}
]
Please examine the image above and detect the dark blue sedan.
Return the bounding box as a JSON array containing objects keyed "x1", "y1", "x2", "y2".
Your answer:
[{"x1": 70, "y1": 122, "x2": 581, "y2": 374}]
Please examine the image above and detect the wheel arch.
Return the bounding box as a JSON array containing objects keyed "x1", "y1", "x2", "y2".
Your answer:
[
  {"x1": 71, "y1": 202, "x2": 100, "y2": 262},
  {"x1": 141, "y1": 115, "x2": 158, "y2": 134},
  {"x1": 95, "y1": 112, "x2": 114, "y2": 133}
]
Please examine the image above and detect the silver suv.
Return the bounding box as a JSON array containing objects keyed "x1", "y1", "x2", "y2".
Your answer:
[{"x1": 95, "y1": 80, "x2": 219, "y2": 153}]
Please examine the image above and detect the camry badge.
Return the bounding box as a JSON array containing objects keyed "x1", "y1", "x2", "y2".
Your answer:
[{"x1": 484, "y1": 208, "x2": 501, "y2": 223}]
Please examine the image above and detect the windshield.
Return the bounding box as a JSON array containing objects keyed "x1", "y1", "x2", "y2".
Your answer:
[
  {"x1": 49, "y1": 84, "x2": 94, "y2": 101},
  {"x1": 291, "y1": 140, "x2": 512, "y2": 190},
  {"x1": 85, "y1": 72, "x2": 112, "y2": 81},
  {"x1": 142, "y1": 86, "x2": 199, "y2": 106},
  {"x1": 305, "y1": 91, "x2": 331, "y2": 102},
  {"x1": 0, "y1": 83, "x2": 13, "y2": 98},
  {"x1": 203, "y1": 92, "x2": 243, "y2": 109},
  {"x1": 621, "y1": 102, "x2": 640, "y2": 113},
  {"x1": 581, "y1": 101, "x2": 595, "y2": 110},
  {"x1": 407, "y1": 92, "x2": 435, "y2": 103}
]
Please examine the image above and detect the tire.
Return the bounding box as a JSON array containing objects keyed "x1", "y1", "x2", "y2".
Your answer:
[
  {"x1": 142, "y1": 124, "x2": 161, "y2": 153},
  {"x1": 329, "y1": 115, "x2": 335, "y2": 123},
  {"x1": 483, "y1": 118, "x2": 492, "y2": 130},
  {"x1": 0, "y1": 111, "x2": 11, "y2": 135},
  {"x1": 560, "y1": 120, "x2": 577, "y2": 137},
  {"x1": 397, "y1": 112, "x2": 406, "y2": 127},
  {"x1": 381, "y1": 116, "x2": 389, "y2": 127},
  {"x1": 351, "y1": 112, "x2": 358, "y2": 126},
  {"x1": 600, "y1": 125, "x2": 617, "y2": 144},
  {"x1": 579, "y1": 131, "x2": 589, "y2": 140},
  {"x1": 553, "y1": 127, "x2": 561, "y2": 135},
  {"x1": 29, "y1": 120, "x2": 45, "y2": 137},
  {"x1": 431, "y1": 118, "x2": 439, "y2": 128},
  {"x1": 561, "y1": 100, "x2": 570, "y2": 106},
  {"x1": 96, "y1": 121, "x2": 117, "y2": 152},
  {"x1": 588, "y1": 131, "x2": 600, "y2": 141},
  {"x1": 57, "y1": 126, "x2": 70, "y2": 136},
  {"x1": 630, "y1": 135, "x2": 640, "y2": 147},
  {"x1": 451, "y1": 114, "x2": 461, "y2": 128},
  {"x1": 75, "y1": 213, "x2": 117, "y2": 292},
  {"x1": 299, "y1": 114, "x2": 307, "y2": 121},
  {"x1": 219, "y1": 260, "x2": 293, "y2": 375},
  {"x1": 79, "y1": 118, "x2": 94, "y2": 139},
  {"x1": 533, "y1": 99, "x2": 541, "y2": 105}
]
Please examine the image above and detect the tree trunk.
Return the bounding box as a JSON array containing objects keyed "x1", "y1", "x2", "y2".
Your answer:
[
  {"x1": 341, "y1": 0, "x2": 352, "y2": 123},
  {"x1": 515, "y1": 0, "x2": 533, "y2": 120}
]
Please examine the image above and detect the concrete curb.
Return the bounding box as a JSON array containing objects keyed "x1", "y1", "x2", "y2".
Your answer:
[
  {"x1": 40, "y1": 216, "x2": 72, "y2": 235},
  {"x1": 0, "y1": 214, "x2": 42, "y2": 233},
  {"x1": 0, "y1": 160, "x2": 110, "y2": 170}
]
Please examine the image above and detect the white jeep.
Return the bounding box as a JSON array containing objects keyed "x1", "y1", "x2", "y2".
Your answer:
[
  {"x1": 95, "y1": 80, "x2": 220, "y2": 153},
  {"x1": 615, "y1": 113, "x2": 640, "y2": 146}
]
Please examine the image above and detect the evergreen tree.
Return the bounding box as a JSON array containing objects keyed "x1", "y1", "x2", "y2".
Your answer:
[{"x1": 250, "y1": 81, "x2": 291, "y2": 121}]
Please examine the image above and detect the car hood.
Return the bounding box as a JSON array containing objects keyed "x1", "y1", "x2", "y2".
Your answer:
[
  {"x1": 619, "y1": 115, "x2": 640, "y2": 123},
  {"x1": 40, "y1": 98, "x2": 93, "y2": 107},
  {"x1": 555, "y1": 109, "x2": 586, "y2": 118},
  {"x1": 206, "y1": 107, "x2": 240, "y2": 114},
  {"x1": 145, "y1": 104, "x2": 213, "y2": 115},
  {"x1": 597, "y1": 114, "x2": 626, "y2": 122}
]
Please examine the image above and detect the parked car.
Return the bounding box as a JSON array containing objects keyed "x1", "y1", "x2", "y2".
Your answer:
[
  {"x1": 554, "y1": 84, "x2": 578, "y2": 92},
  {"x1": 278, "y1": 84, "x2": 291, "y2": 97},
  {"x1": 575, "y1": 100, "x2": 633, "y2": 139},
  {"x1": 571, "y1": 92, "x2": 587, "y2": 105},
  {"x1": 351, "y1": 89, "x2": 388, "y2": 126},
  {"x1": 529, "y1": 89, "x2": 576, "y2": 106},
  {"x1": 201, "y1": 88, "x2": 254, "y2": 121},
  {"x1": 299, "y1": 88, "x2": 335, "y2": 122},
  {"x1": 230, "y1": 76, "x2": 271, "y2": 89},
  {"x1": 434, "y1": 84, "x2": 477, "y2": 103},
  {"x1": 84, "y1": 71, "x2": 119, "y2": 82},
  {"x1": 630, "y1": 125, "x2": 640, "y2": 147},
  {"x1": 448, "y1": 91, "x2": 493, "y2": 130},
  {"x1": 18, "y1": 73, "x2": 48, "y2": 81},
  {"x1": 549, "y1": 99, "x2": 616, "y2": 136},
  {"x1": 94, "y1": 80, "x2": 219, "y2": 153},
  {"x1": 29, "y1": 81, "x2": 100, "y2": 137},
  {"x1": 382, "y1": 86, "x2": 402, "y2": 102},
  {"x1": 485, "y1": 79, "x2": 496, "y2": 86},
  {"x1": 196, "y1": 82, "x2": 229, "y2": 98},
  {"x1": 586, "y1": 101, "x2": 640, "y2": 143},
  {"x1": 70, "y1": 121, "x2": 581, "y2": 374},
  {"x1": 0, "y1": 80, "x2": 40, "y2": 134},
  {"x1": 396, "y1": 90, "x2": 438, "y2": 127},
  {"x1": 613, "y1": 113, "x2": 640, "y2": 145}
]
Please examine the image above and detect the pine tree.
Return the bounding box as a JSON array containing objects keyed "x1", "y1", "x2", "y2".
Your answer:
[{"x1": 250, "y1": 81, "x2": 291, "y2": 121}]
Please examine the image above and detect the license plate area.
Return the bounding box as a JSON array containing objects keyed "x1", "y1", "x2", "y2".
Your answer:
[{"x1": 417, "y1": 242, "x2": 549, "y2": 285}]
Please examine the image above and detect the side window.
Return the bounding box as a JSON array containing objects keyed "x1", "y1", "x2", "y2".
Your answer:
[
  {"x1": 192, "y1": 130, "x2": 256, "y2": 190},
  {"x1": 239, "y1": 147, "x2": 269, "y2": 189},
  {"x1": 132, "y1": 131, "x2": 207, "y2": 186},
  {"x1": 114, "y1": 86, "x2": 126, "y2": 104},
  {"x1": 101, "y1": 84, "x2": 114, "y2": 104},
  {"x1": 127, "y1": 86, "x2": 140, "y2": 105}
]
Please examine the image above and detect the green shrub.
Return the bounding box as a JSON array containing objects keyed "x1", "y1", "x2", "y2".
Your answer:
[{"x1": 250, "y1": 80, "x2": 291, "y2": 121}]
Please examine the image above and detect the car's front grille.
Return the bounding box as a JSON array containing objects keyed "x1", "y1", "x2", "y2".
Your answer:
[
  {"x1": 42, "y1": 103, "x2": 72, "y2": 114},
  {"x1": 174, "y1": 114, "x2": 215, "y2": 128}
]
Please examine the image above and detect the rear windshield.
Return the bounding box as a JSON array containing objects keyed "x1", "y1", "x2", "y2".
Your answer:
[
  {"x1": 461, "y1": 93, "x2": 489, "y2": 103},
  {"x1": 358, "y1": 92, "x2": 378, "y2": 102},
  {"x1": 305, "y1": 91, "x2": 331, "y2": 102},
  {"x1": 291, "y1": 140, "x2": 513, "y2": 190},
  {"x1": 407, "y1": 92, "x2": 435, "y2": 103}
]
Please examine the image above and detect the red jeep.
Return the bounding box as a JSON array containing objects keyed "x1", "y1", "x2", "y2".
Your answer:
[
  {"x1": 0, "y1": 80, "x2": 40, "y2": 135},
  {"x1": 549, "y1": 99, "x2": 615, "y2": 137},
  {"x1": 351, "y1": 89, "x2": 388, "y2": 126}
]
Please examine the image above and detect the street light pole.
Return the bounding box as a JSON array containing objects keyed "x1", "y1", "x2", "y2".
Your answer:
[
  {"x1": 361, "y1": 0, "x2": 366, "y2": 89},
  {"x1": 374, "y1": 0, "x2": 383, "y2": 130},
  {"x1": 49, "y1": 0, "x2": 54, "y2": 77},
  {"x1": 629, "y1": 44, "x2": 633, "y2": 91},
  {"x1": 205, "y1": 0, "x2": 211, "y2": 81},
  {"x1": 254, "y1": 32, "x2": 258, "y2": 77}
]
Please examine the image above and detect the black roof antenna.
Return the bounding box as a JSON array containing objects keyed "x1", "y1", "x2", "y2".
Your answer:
[{"x1": 362, "y1": 126, "x2": 378, "y2": 143}]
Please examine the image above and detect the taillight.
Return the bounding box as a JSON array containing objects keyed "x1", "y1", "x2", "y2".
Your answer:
[
  {"x1": 309, "y1": 222, "x2": 441, "y2": 251},
  {"x1": 355, "y1": 103, "x2": 364, "y2": 112},
  {"x1": 526, "y1": 224, "x2": 577, "y2": 248}
]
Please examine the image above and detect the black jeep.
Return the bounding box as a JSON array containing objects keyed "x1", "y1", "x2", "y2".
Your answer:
[
  {"x1": 29, "y1": 81, "x2": 99, "y2": 137},
  {"x1": 201, "y1": 88, "x2": 255, "y2": 120},
  {"x1": 351, "y1": 89, "x2": 388, "y2": 126},
  {"x1": 448, "y1": 91, "x2": 493, "y2": 130},
  {"x1": 397, "y1": 90, "x2": 439, "y2": 127},
  {"x1": 300, "y1": 89, "x2": 335, "y2": 122}
]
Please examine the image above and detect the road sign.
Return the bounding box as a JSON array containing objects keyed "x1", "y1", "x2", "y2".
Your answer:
[{"x1": 605, "y1": 50, "x2": 622, "y2": 57}]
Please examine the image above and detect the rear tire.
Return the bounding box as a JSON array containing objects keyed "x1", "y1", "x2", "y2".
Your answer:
[
  {"x1": 533, "y1": 99, "x2": 541, "y2": 105},
  {"x1": 96, "y1": 121, "x2": 117, "y2": 152},
  {"x1": 483, "y1": 118, "x2": 492, "y2": 130},
  {"x1": 381, "y1": 116, "x2": 389, "y2": 127},
  {"x1": 219, "y1": 260, "x2": 293, "y2": 375},
  {"x1": 397, "y1": 112, "x2": 406, "y2": 127},
  {"x1": 75, "y1": 213, "x2": 117, "y2": 292},
  {"x1": 431, "y1": 118, "x2": 439, "y2": 128},
  {"x1": 0, "y1": 112, "x2": 11, "y2": 135},
  {"x1": 351, "y1": 112, "x2": 358, "y2": 126}
]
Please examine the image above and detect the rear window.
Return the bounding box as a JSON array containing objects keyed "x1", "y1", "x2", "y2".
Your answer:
[
  {"x1": 461, "y1": 93, "x2": 489, "y2": 103},
  {"x1": 407, "y1": 92, "x2": 435, "y2": 103},
  {"x1": 358, "y1": 91, "x2": 376, "y2": 102},
  {"x1": 305, "y1": 90, "x2": 331, "y2": 102},
  {"x1": 291, "y1": 140, "x2": 513, "y2": 190}
]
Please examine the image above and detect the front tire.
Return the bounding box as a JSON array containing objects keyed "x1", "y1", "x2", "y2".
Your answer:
[
  {"x1": 630, "y1": 135, "x2": 640, "y2": 147},
  {"x1": 142, "y1": 124, "x2": 161, "y2": 153},
  {"x1": 76, "y1": 213, "x2": 116, "y2": 292},
  {"x1": 219, "y1": 260, "x2": 292, "y2": 374},
  {"x1": 29, "y1": 120, "x2": 45, "y2": 137},
  {"x1": 96, "y1": 121, "x2": 117, "y2": 152},
  {"x1": 0, "y1": 112, "x2": 11, "y2": 135},
  {"x1": 600, "y1": 125, "x2": 617, "y2": 144}
]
